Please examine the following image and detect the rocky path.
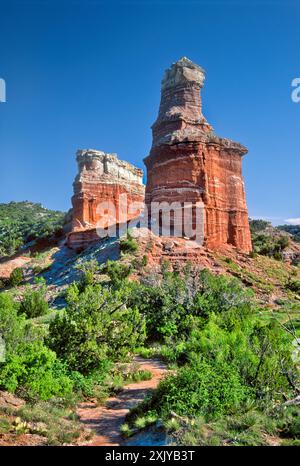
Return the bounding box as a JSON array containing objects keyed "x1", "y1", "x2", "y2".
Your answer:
[{"x1": 77, "y1": 358, "x2": 168, "y2": 446}]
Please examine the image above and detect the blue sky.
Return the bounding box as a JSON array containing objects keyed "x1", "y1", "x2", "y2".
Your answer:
[{"x1": 0, "y1": 0, "x2": 299, "y2": 225}]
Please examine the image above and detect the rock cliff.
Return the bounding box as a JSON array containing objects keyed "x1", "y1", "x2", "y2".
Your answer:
[
  {"x1": 68, "y1": 150, "x2": 145, "y2": 250},
  {"x1": 144, "y1": 57, "x2": 252, "y2": 253}
]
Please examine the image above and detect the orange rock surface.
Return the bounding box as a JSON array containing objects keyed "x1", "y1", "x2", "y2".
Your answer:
[
  {"x1": 68, "y1": 150, "x2": 145, "y2": 249},
  {"x1": 144, "y1": 57, "x2": 252, "y2": 253}
]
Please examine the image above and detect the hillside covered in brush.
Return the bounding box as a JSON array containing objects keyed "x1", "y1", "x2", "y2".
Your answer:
[
  {"x1": 249, "y1": 219, "x2": 300, "y2": 262},
  {"x1": 0, "y1": 202, "x2": 66, "y2": 258},
  {"x1": 0, "y1": 202, "x2": 299, "y2": 446}
]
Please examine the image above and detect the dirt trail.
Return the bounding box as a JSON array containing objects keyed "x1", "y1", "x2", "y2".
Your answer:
[{"x1": 77, "y1": 357, "x2": 168, "y2": 446}]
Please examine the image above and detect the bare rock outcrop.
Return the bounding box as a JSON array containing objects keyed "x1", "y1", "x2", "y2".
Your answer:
[
  {"x1": 144, "y1": 57, "x2": 252, "y2": 253},
  {"x1": 68, "y1": 150, "x2": 145, "y2": 250}
]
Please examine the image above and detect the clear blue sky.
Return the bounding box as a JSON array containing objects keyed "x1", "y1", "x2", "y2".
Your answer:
[{"x1": 0, "y1": 0, "x2": 299, "y2": 225}]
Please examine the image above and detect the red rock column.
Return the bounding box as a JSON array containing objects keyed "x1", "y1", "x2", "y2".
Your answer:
[{"x1": 144, "y1": 57, "x2": 252, "y2": 253}]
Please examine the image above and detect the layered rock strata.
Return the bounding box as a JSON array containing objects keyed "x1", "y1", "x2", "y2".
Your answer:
[
  {"x1": 68, "y1": 150, "x2": 145, "y2": 250},
  {"x1": 144, "y1": 57, "x2": 252, "y2": 253}
]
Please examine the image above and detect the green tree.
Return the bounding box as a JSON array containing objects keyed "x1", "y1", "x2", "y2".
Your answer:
[
  {"x1": 0, "y1": 292, "x2": 72, "y2": 400},
  {"x1": 47, "y1": 283, "x2": 145, "y2": 374},
  {"x1": 20, "y1": 279, "x2": 49, "y2": 318},
  {"x1": 9, "y1": 267, "x2": 24, "y2": 287}
]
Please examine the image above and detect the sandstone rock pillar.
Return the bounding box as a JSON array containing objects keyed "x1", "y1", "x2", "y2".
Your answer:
[{"x1": 144, "y1": 57, "x2": 252, "y2": 253}]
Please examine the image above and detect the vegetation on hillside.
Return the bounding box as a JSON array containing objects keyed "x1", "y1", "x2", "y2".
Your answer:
[
  {"x1": 123, "y1": 266, "x2": 300, "y2": 445},
  {"x1": 249, "y1": 219, "x2": 293, "y2": 260},
  {"x1": 277, "y1": 225, "x2": 300, "y2": 243},
  {"x1": 0, "y1": 201, "x2": 66, "y2": 258},
  {"x1": 250, "y1": 218, "x2": 300, "y2": 244},
  {"x1": 0, "y1": 211, "x2": 299, "y2": 445},
  {"x1": 0, "y1": 232, "x2": 299, "y2": 445}
]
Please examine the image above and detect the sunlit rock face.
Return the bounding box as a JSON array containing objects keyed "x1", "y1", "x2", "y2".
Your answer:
[
  {"x1": 144, "y1": 57, "x2": 252, "y2": 253},
  {"x1": 68, "y1": 149, "x2": 145, "y2": 249}
]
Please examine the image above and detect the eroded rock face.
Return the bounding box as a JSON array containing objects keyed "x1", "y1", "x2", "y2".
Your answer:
[
  {"x1": 68, "y1": 150, "x2": 145, "y2": 249},
  {"x1": 144, "y1": 57, "x2": 252, "y2": 253}
]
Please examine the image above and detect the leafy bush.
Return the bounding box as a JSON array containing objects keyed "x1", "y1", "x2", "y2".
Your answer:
[
  {"x1": 9, "y1": 268, "x2": 24, "y2": 287},
  {"x1": 47, "y1": 283, "x2": 145, "y2": 374},
  {"x1": 0, "y1": 293, "x2": 24, "y2": 353},
  {"x1": 286, "y1": 278, "x2": 300, "y2": 294},
  {"x1": 252, "y1": 233, "x2": 289, "y2": 259},
  {"x1": 69, "y1": 370, "x2": 109, "y2": 402},
  {"x1": 144, "y1": 358, "x2": 248, "y2": 419},
  {"x1": 120, "y1": 232, "x2": 138, "y2": 254},
  {"x1": 127, "y1": 269, "x2": 253, "y2": 343},
  {"x1": 0, "y1": 293, "x2": 43, "y2": 352},
  {"x1": 0, "y1": 294, "x2": 72, "y2": 400},
  {"x1": 135, "y1": 309, "x2": 297, "y2": 427},
  {"x1": 74, "y1": 259, "x2": 99, "y2": 290},
  {"x1": 102, "y1": 260, "x2": 132, "y2": 286},
  {"x1": 186, "y1": 313, "x2": 295, "y2": 402},
  {"x1": 126, "y1": 268, "x2": 298, "y2": 429},
  {"x1": 0, "y1": 342, "x2": 73, "y2": 400},
  {"x1": 19, "y1": 280, "x2": 49, "y2": 318}
]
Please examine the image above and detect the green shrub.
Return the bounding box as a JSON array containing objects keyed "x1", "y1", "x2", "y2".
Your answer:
[
  {"x1": 69, "y1": 370, "x2": 109, "y2": 402},
  {"x1": 249, "y1": 219, "x2": 271, "y2": 233},
  {"x1": 120, "y1": 423, "x2": 133, "y2": 437},
  {"x1": 0, "y1": 341, "x2": 73, "y2": 400},
  {"x1": 128, "y1": 369, "x2": 152, "y2": 383},
  {"x1": 134, "y1": 416, "x2": 147, "y2": 429},
  {"x1": 127, "y1": 269, "x2": 298, "y2": 427},
  {"x1": 149, "y1": 358, "x2": 248, "y2": 419},
  {"x1": 75, "y1": 259, "x2": 99, "y2": 290},
  {"x1": 47, "y1": 283, "x2": 145, "y2": 374},
  {"x1": 20, "y1": 280, "x2": 49, "y2": 318},
  {"x1": 0, "y1": 293, "x2": 24, "y2": 352},
  {"x1": 252, "y1": 233, "x2": 289, "y2": 259},
  {"x1": 120, "y1": 232, "x2": 138, "y2": 253},
  {"x1": 9, "y1": 268, "x2": 24, "y2": 287},
  {"x1": 128, "y1": 269, "x2": 254, "y2": 344},
  {"x1": 0, "y1": 292, "x2": 72, "y2": 401},
  {"x1": 102, "y1": 260, "x2": 132, "y2": 286},
  {"x1": 0, "y1": 292, "x2": 43, "y2": 352},
  {"x1": 286, "y1": 278, "x2": 300, "y2": 294},
  {"x1": 277, "y1": 224, "x2": 300, "y2": 243},
  {"x1": 185, "y1": 311, "x2": 296, "y2": 402},
  {"x1": 164, "y1": 417, "x2": 181, "y2": 432}
]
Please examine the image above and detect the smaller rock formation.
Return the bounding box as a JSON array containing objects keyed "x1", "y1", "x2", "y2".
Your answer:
[{"x1": 68, "y1": 149, "x2": 145, "y2": 250}]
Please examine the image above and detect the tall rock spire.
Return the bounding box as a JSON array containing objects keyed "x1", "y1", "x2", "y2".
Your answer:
[
  {"x1": 144, "y1": 57, "x2": 252, "y2": 253},
  {"x1": 152, "y1": 57, "x2": 212, "y2": 147}
]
